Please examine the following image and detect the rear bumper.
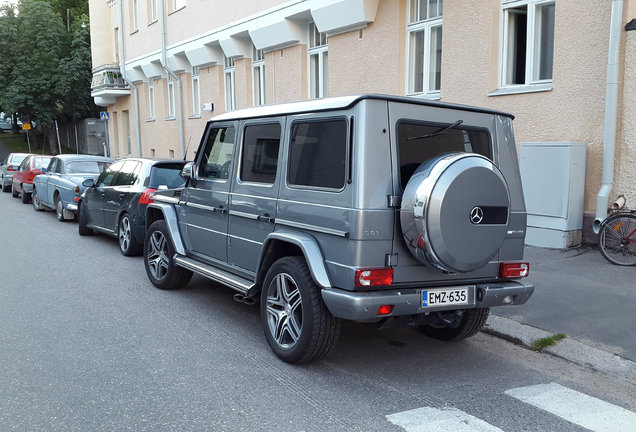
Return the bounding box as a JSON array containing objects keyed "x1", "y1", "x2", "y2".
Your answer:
[
  {"x1": 66, "y1": 202, "x2": 78, "y2": 212},
  {"x1": 22, "y1": 182, "x2": 34, "y2": 193},
  {"x1": 321, "y1": 281, "x2": 534, "y2": 321}
]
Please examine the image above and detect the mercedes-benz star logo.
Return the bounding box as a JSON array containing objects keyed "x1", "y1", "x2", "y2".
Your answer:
[{"x1": 470, "y1": 206, "x2": 484, "y2": 224}]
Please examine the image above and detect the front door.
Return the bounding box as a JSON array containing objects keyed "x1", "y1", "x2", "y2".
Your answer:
[
  {"x1": 180, "y1": 123, "x2": 236, "y2": 263},
  {"x1": 104, "y1": 160, "x2": 141, "y2": 231},
  {"x1": 84, "y1": 160, "x2": 123, "y2": 228},
  {"x1": 228, "y1": 119, "x2": 284, "y2": 273}
]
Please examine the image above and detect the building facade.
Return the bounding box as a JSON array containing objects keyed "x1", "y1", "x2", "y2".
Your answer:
[{"x1": 88, "y1": 0, "x2": 636, "y2": 245}]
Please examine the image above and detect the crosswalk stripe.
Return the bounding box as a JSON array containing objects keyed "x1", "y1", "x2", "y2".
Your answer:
[
  {"x1": 386, "y1": 407, "x2": 505, "y2": 432},
  {"x1": 506, "y1": 382, "x2": 636, "y2": 432}
]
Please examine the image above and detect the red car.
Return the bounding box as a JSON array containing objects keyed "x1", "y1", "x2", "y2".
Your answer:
[{"x1": 12, "y1": 155, "x2": 52, "y2": 203}]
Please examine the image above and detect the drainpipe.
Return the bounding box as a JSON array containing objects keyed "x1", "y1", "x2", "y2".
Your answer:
[
  {"x1": 118, "y1": 0, "x2": 142, "y2": 157},
  {"x1": 159, "y1": 0, "x2": 185, "y2": 159},
  {"x1": 594, "y1": 0, "x2": 624, "y2": 233}
]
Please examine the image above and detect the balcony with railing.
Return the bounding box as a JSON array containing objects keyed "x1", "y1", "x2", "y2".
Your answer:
[{"x1": 91, "y1": 64, "x2": 131, "y2": 106}]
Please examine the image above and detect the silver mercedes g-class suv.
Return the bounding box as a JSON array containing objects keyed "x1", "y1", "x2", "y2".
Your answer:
[{"x1": 143, "y1": 94, "x2": 533, "y2": 363}]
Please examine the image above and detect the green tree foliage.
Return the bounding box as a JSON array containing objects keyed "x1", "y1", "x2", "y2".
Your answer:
[{"x1": 0, "y1": 0, "x2": 95, "y2": 135}]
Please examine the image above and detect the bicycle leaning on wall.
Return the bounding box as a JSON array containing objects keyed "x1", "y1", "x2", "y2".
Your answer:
[{"x1": 598, "y1": 209, "x2": 636, "y2": 266}]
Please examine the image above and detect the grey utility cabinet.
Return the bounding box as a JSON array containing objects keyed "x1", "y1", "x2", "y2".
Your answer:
[{"x1": 520, "y1": 142, "x2": 587, "y2": 249}]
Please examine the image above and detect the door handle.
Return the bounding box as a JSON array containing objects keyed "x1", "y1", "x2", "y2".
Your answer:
[
  {"x1": 119, "y1": 193, "x2": 125, "y2": 199},
  {"x1": 213, "y1": 205, "x2": 227, "y2": 214},
  {"x1": 257, "y1": 214, "x2": 274, "y2": 223},
  {"x1": 100, "y1": 193, "x2": 105, "y2": 199}
]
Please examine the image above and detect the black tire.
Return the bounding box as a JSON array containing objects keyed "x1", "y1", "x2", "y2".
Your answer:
[
  {"x1": 418, "y1": 308, "x2": 490, "y2": 341},
  {"x1": 21, "y1": 186, "x2": 30, "y2": 204},
  {"x1": 118, "y1": 213, "x2": 142, "y2": 256},
  {"x1": 260, "y1": 256, "x2": 341, "y2": 364},
  {"x1": 78, "y1": 202, "x2": 93, "y2": 236},
  {"x1": 55, "y1": 194, "x2": 66, "y2": 222},
  {"x1": 32, "y1": 188, "x2": 44, "y2": 211},
  {"x1": 144, "y1": 220, "x2": 192, "y2": 290},
  {"x1": 12, "y1": 185, "x2": 18, "y2": 197},
  {"x1": 598, "y1": 212, "x2": 636, "y2": 266},
  {"x1": 1, "y1": 177, "x2": 9, "y2": 192}
]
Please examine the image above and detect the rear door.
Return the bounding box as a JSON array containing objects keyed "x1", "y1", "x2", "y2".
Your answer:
[
  {"x1": 228, "y1": 118, "x2": 284, "y2": 274},
  {"x1": 387, "y1": 101, "x2": 500, "y2": 283},
  {"x1": 180, "y1": 122, "x2": 236, "y2": 263}
]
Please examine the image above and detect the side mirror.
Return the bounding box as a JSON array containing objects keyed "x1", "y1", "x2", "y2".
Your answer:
[
  {"x1": 82, "y1": 178, "x2": 95, "y2": 188},
  {"x1": 180, "y1": 162, "x2": 194, "y2": 180},
  {"x1": 41, "y1": 167, "x2": 46, "y2": 173}
]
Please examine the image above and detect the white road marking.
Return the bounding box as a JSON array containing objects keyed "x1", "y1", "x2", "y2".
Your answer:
[
  {"x1": 506, "y1": 382, "x2": 636, "y2": 432},
  {"x1": 386, "y1": 407, "x2": 505, "y2": 432}
]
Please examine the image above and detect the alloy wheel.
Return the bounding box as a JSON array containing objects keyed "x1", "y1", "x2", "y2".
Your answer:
[
  {"x1": 119, "y1": 216, "x2": 132, "y2": 253},
  {"x1": 265, "y1": 272, "x2": 303, "y2": 349},
  {"x1": 147, "y1": 230, "x2": 170, "y2": 281}
]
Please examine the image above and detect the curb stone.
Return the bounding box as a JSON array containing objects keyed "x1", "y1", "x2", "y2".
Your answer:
[{"x1": 484, "y1": 315, "x2": 636, "y2": 384}]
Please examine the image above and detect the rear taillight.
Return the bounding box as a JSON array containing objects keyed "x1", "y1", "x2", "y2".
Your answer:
[
  {"x1": 499, "y1": 262, "x2": 529, "y2": 278},
  {"x1": 7, "y1": 165, "x2": 16, "y2": 171},
  {"x1": 138, "y1": 188, "x2": 157, "y2": 204},
  {"x1": 377, "y1": 305, "x2": 394, "y2": 316},
  {"x1": 74, "y1": 186, "x2": 80, "y2": 202},
  {"x1": 355, "y1": 268, "x2": 393, "y2": 287}
]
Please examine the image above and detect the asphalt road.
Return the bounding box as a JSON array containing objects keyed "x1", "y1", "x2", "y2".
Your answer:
[{"x1": 1, "y1": 183, "x2": 636, "y2": 431}]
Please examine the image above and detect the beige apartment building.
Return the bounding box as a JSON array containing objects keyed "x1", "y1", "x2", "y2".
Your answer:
[{"x1": 88, "y1": 0, "x2": 636, "y2": 247}]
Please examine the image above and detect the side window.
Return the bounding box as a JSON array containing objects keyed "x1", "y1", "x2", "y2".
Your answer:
[
  {"x1": 240, "y1": 123, "x2": 281, "y2": 184},
  {"x1": 288, "y1": 119, "x2": 347, "y2": 190},
  {"x1": 53, "y1": 159, "x2": 62, "y2": 173},
  {"x1": 113, "y1": 161, "x2": 140, "y2": 186},
  {"x1": 19, "y1": 157, "x2": 30, "y2": 171},
  {"x1": 96, "y1": 161, "x2": 124, "y2": 187},
  {"x1": 198, "y1": 125, "x2": 235, "y2": 180}
]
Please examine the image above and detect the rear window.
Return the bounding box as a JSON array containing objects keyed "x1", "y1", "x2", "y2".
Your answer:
[
  {"x1": 33, "y1": 157, "x2": 52, "y2": 169},
  {"x1": 66, "y1": 161, "x2": 109, "y2": 174},
  {"x1": 397, "y1": 121, "x2": 491, "y2": 190},
  {"x1": 148, "y1": 164, "x2": 186, "y2": 189},
  {"x1": 10, "y1": 154, "x2": 28, "y2": 165}
]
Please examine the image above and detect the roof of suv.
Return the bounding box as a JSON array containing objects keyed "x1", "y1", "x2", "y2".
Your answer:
[{"x1": 209, "y1": 94, "x2": 515, "y2": 122}]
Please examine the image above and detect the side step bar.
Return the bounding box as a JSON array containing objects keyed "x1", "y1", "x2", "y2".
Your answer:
[{"x1": 174, "y1": 255, "x2": 254, "y2": 295}]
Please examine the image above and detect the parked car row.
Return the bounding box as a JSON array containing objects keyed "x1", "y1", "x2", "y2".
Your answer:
[
  {"x1": 2, "y1": 95, "x2": 534, "y2": 365},
  {"x1": 2, "y1": 152, "x2": 187, "y2": 256}
]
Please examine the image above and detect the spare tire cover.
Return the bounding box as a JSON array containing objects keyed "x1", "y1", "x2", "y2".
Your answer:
[{"x1": 400, "y1": 153, "x2": 510, "y2": 273}]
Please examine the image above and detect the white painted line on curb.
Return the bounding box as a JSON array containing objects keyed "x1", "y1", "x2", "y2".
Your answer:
[
  {"x1": 506, "y1": 382, "x2": 636, "y2": 432},
  {"x1": 386, "y1": 407, "x2": 504, "y2": 432}
]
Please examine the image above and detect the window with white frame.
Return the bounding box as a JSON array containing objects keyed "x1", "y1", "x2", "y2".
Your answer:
[
  {"x1": 131, "y1": 0, "x2": 138, "y2": 31},
  {"x1": 252, "y1": 48, "x2": 266, "y2": 106},
  {"x1": 148, "y1": 0, "x2": 157, "y2": 23},
  {"x1": 308, "y1": 22, "x2": 328, "y2": 99},
  {"x1": 148, "y1": 79, "x2": 155, "y2": 119},
  {"x1": 406, "y1": 0, "x2": 443, "y2": 97},
  {"x1": 192, "y1": 66, "x2": 201, "y2": 116},
  {"x1": 224, "y1": 57, "x2": 236, "y2": 112},
  {"x1": 172, "y1": 0, "x2": 186, "y2": 11},
  {"x1": 500, "y1": 0, "x2": 555, "y2": 87},
  {"x1": 167, "y1": 80, "x2": 175, "y2": 118}
]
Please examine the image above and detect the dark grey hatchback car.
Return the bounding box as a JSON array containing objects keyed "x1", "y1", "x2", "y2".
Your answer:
[{"x1": 77, "y1": 158, "x2": 187, "y2": 256}]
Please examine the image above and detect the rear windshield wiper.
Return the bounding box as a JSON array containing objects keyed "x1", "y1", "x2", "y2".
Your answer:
[{"x1": 407, "y1": 119, "x2": 464, "y2": 140}]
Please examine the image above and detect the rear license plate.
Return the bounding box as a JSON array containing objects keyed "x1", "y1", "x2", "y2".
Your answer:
[{"x1": 422, "y1": 288, "x2": 469, "y2": 308}]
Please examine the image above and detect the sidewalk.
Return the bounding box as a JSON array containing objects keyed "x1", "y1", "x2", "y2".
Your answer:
[{"x1": 488, "y1": 244, "x2": 636, "y2": 378}]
